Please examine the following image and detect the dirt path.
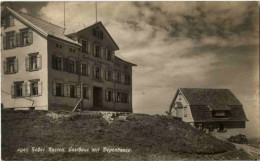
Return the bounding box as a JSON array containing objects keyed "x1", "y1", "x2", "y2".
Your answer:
[{"x1": 234, "y1": 143, "x2": 260, "y2": 159}]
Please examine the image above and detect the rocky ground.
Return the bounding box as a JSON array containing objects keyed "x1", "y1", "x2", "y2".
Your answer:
[{"x1": 1, "y1": 110, "x2": 253, "y2": 160}]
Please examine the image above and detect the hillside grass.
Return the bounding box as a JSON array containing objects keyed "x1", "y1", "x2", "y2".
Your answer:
[{"x1": 2, "y1": 110, "x2": 253, "y2": 160}]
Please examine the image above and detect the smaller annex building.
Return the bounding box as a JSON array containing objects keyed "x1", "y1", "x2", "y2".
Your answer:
[{"x1": 168, "y1": 88, "x2": 248, "y2": 139}]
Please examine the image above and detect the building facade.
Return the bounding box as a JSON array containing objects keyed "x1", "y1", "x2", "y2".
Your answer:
[
  {"x1": 1, "y1": 7, "x2": 136, "y2": 112},
  {"x1": 168, "y1": 88, "x2": 248, "y2": 139}
]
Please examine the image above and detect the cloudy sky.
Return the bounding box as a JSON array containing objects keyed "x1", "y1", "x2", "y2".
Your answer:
[{"x1": 3, "y1": 1, "x2": 259, "y2": 138}]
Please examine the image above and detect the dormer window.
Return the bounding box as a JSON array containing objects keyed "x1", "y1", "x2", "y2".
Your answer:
[{"x1": 212, "y1": 111, "x2": 231, "y2": 118}]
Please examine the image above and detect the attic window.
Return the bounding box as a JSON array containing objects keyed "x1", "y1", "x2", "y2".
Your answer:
[
  {"x1": 3, "y1": 15, "x2": 14, "y2": 28},
  {"x1": 212, "y1": 111, "x2": 231, "y2": 118},
  {"x1": 92, "y1": 28, "x2": 103, "y2": 39}
]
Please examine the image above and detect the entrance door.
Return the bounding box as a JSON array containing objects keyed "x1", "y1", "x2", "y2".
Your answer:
[{"x1": 93, "y1": 87, "x2": 103, "y2": 107}]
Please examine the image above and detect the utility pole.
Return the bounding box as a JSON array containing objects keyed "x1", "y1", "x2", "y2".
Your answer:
[
  {"x1": 64, "y1": 1, "x2": 66, "y2": 28},
  {"x1": 95, "y1": 1, "x2": 97, "y2": 23}
]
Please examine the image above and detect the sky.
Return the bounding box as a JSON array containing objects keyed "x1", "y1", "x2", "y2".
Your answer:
[{"x1": 2, "y1": 1, "x2": 259, "y2": 138}]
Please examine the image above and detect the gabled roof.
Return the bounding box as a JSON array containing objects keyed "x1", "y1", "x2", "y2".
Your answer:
[
  {"x1": 1, "y1": 7, "x2": 80, "y2": 46},
  {"x1": 115, "y1": 56, "x2": 137, "y2": 66},
  {"x1": 179, "y1": 88, "x2": 242, "y2": 106},
  {"x1": 65, "y1": 21, "x2": 119, "y2": 50}
]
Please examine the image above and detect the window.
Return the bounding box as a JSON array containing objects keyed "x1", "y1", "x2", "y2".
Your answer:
[
  {"x1": 116, "y1": 72, "x2": 121, "y2": 83},
  {"x1": 184, "y1": 107, "x2": 187, "y2": 117},
  {"x1": 124, "y1": 75, "x2": 131, "y2": 85},
  {"x1": 106, "y1": 49, "x2": 112, "y2": 60},
  {"x1": 105, "y1": 90, "x2": 113, "y2": 102},
  {"x1": 121, "y1": 93, "x2": 128, "y2": 103},
  {"x1": 56, "y1": 83, "x2": 63, "y2": 96},
  {"x1": 82, "y1": 40, "x2": 87, "y2": 53},
  {"x1": 4, "y1": 57, "x2": 18, "y2": 74},
  {"x1": 198, "y1": 124, "x2": 203, "y2": 131},
  {"x1": 107, "y1": 70, "x2": 113, "y2": 81},
  {"x1": 56, "y1": 43, "x2": 62, "y2": 48},
  {"x1": 94, "y1": 45, "x2": 100, "y2": 58},
  {"x1": 30, "y1": 81, "x2": 38, "y2": 96},
  {"x1": 212, "y1": 111, "x2": 231, "y2": 118},
  {"x1": 70, "y1": 85, "x2": 76, "y2": 98},
  {"x1": 52, "y1": 55, "x2": 62, "y2": 70},
  {"x1": 92, "y1": 28, "x2": 97, "y2": 37},
  {"x1": 218, "y1": 124, "x2": 226, "y2": 132},
  {"x1": 116, "y1": 92, "x2": 120, "y2": 102},
  {"x1": 26, "y1": 53, "x2": 41, "y2": 71},
  {"x1": 124, "y1": 65, "x2": 128, "y2": 69},
  {"x1": 81, "y1": 63, "x2": 88, "y2": 76},
  {"x1": 94, "y1": 67, "x2": 101, "y2": 79},
  {"x1": 21, "y1": 30, "x2": 29, "y2": 46},
  {"x1": 68, "y1": 60, "x2": 75, "y2": 73},
  {"x1": 70, "y1": 48, "x2": 75, "y2": 53},
  {"x1": 3, "y1": 15, "x2": 14, "y2": 28},
  {"x1": 6, "y1": 32, "x2": 15, "y2": 49},
  {"x1": 15, "y1": 82, "x2": 23, "y2": 97},
  {"x1": 83, "y1": 86, "x2": 89, "y2": 99}
]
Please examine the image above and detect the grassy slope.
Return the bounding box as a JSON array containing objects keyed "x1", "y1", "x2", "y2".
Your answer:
[{"x1": 2, "y1": 110, "x2": 252, "y2": 160}]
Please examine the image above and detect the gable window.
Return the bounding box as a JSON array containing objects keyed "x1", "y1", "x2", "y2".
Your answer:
[
  {"x1": 52, "y1": 55, "x2": 62, "y2": 71},
  {"x1": 92, "y1": 28, "x2": 103, "y2": 39},
  {"x1": 68, "y1": 60, "x2": 75, "y2": 73},
  {"x1": 69, "y1": 85, "x2": 76, "y2": 98},
  {"x1": 106, "y1": 49, "x2": 112, "y2": 60},
  {"x1": 184, "y1": 107, "x2": 187, "y2": 117},
  {"x1": 82, "y1": 40, "x2": 87, "y2": 53},
  {"x1": 81, "y1": 63, "x2": 88, "y2": 76},
  {"x1": 83, "y1": 86, "x2": 89, "y2": 99},
  {"x1": 21, "y1": 30, "x2": 29, "y2": 46},
  {"x1": 4, "y1": 57, "x2": 18, "y2": 74},
  {"x1": 6, "y1": 31, "x2": 15, "y2": 49},
  {"x1": 94, "y1": 45, "x2": 100, "y2": 58},
  {"x1": 56, "y1": 43, "x2": 62, "y2": 48},
  {"x1": 3, "y1": 15, "x2": 14, "y2": 28},
  {"x1": 93, "y1": 66, "x2": 101, "y2": 79}
]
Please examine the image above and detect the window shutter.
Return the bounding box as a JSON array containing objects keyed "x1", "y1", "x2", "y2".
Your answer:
[
  {"x1": 128, "y1": 93, "x2": 131, "y2": 104},
  {"x1": 16, "y1": 33, "x2": 20, "y2": 47},
  {"x1": 25, "y1": 57, "x2": 29, "y2": 71},
  {"x1": 88, "y1": 41, "x2": 91, "y2": 54},
  {"x1": 101, "y1": 47, "x2": 104, "y2": 59},
  {"x1": 28, "y1": 30, "x2": 33, "y2": 45},
  {"x1": 10, "y1": 16, "x2": 14, "y2": 26},
  {"x1": 93, "y1": 66, "x2": 95, "y2": 77},
  {"x1": 76, "y1": 85, "x2": 81, "y2": 98},
  {"x1": 93, "y1": 44, "x2": 95, "y2": 56},
  {"x1": 37, "y1": 55, "x2": 42, "y2": 70},
  {"x1": 76, "y1": 61, "x2": 80, "y2": 74},
  {"x1": 20, "y1": 33, "x2": 23, "y2": 47},
  {"x1": 63, "y1": 58, "x2": 67, "y2": 72},
  {"x1": 14, "y1": 58, "x2": 18, "y2": 73},
  {"x1": 112, "y1": 91, "x2": 116, "y2": 102},
  {"x1": 13, "y1": 33, "x2": 17, "y2": 47},
  {"x1": 3, "y1": 36, "x2": 6, "y2": 50},
  {"x1": 11, "y1": 84, "x2": 14, "y2": 98},
  {"x1": 121, "y1": 74, "x2": 125, "y2": 84},
  {"x1": 63, "y1": 83, "x2": 67, "y2": 97},
  {"x1": 101, "y1": 68, "x2": 104, "y2": 80},
  {"x1": 88, "y1": 87, "x2": 92, "y2": 100},
  {"x1": 22, "y1": 83, "x2": 26, "y2": 97},
  {"x1": 111, "y1": 51, "x2": 115, "y2": 61},
  {"x1": 105, "y1": 70, "x2": 108, "y2": 80},
  {"x1": 61, "y1": 83, "x2": 65, "y2": 96},
  {"x1": 3, "y1": 60, "x2": 7, "y2": 74},
  {"x1": 105, "y1": 49, "x2": 108, "y2": 60},
  {"x1": 53, "y1": 81, "x2": 56, "y2": 96},
  {"x1": 38, "y1": 81, "x2": 42, "y2": 96},
  {"x1": 105, "y1": 90, "x2": 108, "y2": 101},
  {"x1": 27, "y1": 82, "x2": 31, "y2": 96}
]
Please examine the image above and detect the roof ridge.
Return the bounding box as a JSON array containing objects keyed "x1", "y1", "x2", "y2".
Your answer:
[{"x1": 16, "y1": 10, "x2": 65, "y2": 30}]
